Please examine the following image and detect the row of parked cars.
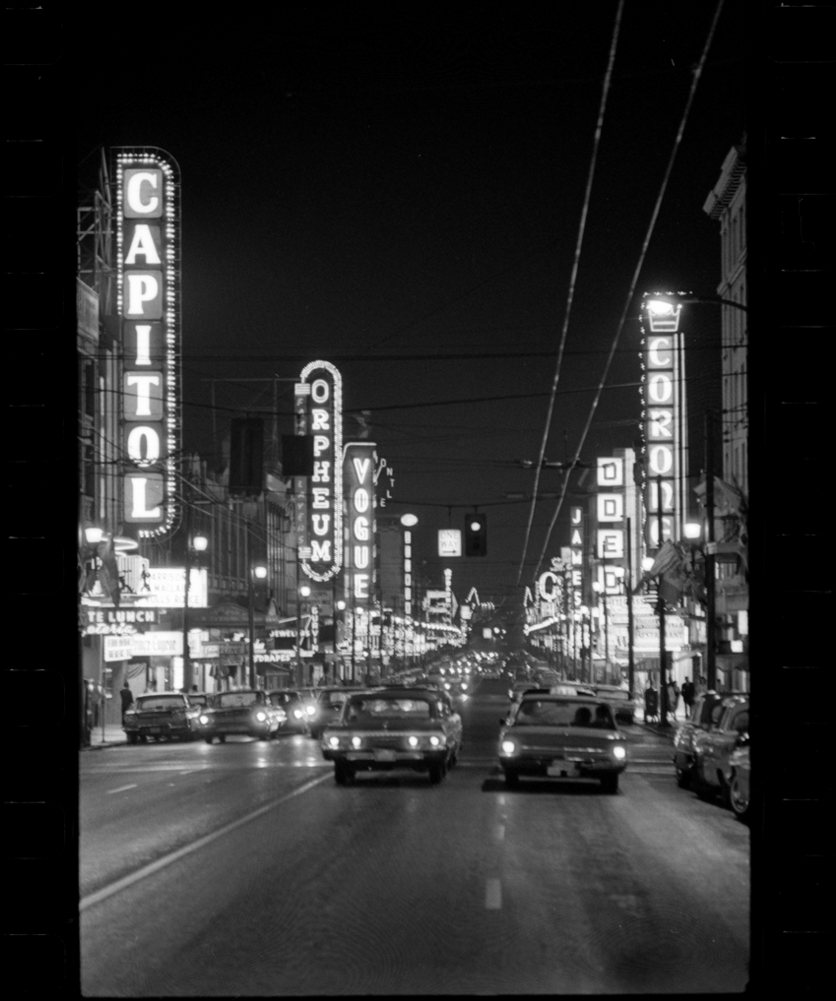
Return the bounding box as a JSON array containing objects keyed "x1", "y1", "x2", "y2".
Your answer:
[
  {"x1": 122, "y1": 686, "x2": 359, "y2": 744},
  {"x1": 672, "y1": 691, "x2": 751, "y2": 823}
]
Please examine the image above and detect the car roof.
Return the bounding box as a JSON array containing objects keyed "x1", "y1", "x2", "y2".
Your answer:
[{"x1": 519, "y1": 693, "x2": 608, "y2": 704}]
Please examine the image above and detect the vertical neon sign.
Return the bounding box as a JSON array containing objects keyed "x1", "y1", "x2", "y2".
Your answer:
[
  {"x1": 116, "y1": 148, "x2": 180, "y2": 538},
  {"x1": 344, "y1": 441, "x2": 376, "y2": 606},
  {"x1": 295, "y1": 360, "x2": 343, "y2": 582}
]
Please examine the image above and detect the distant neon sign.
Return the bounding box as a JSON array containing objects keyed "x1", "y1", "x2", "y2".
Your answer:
[{"x1": 116, "y1": 149, "x2": 180, "y2": 538}]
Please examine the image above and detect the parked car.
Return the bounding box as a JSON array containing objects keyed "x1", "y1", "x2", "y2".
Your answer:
[
  {"x1": 498, "y1": 694, "x2": 628, "y2": 793},
  {"x1": 672, "y1": 690, "x2": 740, "y2": 788},
  {"x1": 123, "y1": 692, "x2": 201, "y2": 743},
  {"x1": 268, "y1": 689, "x2": 317, "y2": 733},
  {"x1": 184, "y1": 691, "x2": 213, "y2": 729},
  {"x1": 692, "y1": 695, "x2": 750, "y2": 804},
  {"x1": 308, "y1": 686, "x2": 367, "y2": 739},
  {"x1": 198, "y1": 688, "x2": 284, "y2": 743},
  {"x1": 593, "y1": 685, "x2": 637, "y2": 725},
  {"x1": 321, "y1": 687, "x2": 463, "y2": 785},
  {"x1": 725, "y1": 736, "x2": 750, "y2": 823}
]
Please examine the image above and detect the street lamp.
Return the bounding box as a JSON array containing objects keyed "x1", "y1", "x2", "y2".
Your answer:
[
  {"x1": 248, "y1": 562, "x2": 267, "y2": 689},
  {"x1": 297, "y1": 583, "x2": 311, "y2": 686},
  {"x1": 183, "y1": 531, "x2": 208, "y2": 693},
  {"x1": 335, "y1": 600, "x2": 347, "y2": 681}
]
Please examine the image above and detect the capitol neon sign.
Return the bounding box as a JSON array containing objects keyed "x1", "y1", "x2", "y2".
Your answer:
[{"x1": 116, "y1": 148, "x2": 180, "y2": 538}]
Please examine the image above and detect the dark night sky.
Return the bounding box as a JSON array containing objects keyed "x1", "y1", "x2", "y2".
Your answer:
[{"x1": 76, "y1": 3, "x2": 748, "y2": 607}]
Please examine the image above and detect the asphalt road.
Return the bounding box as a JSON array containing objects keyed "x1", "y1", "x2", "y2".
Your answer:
[{"x1": 80, "y1": 695, "x2": 749, "y2": 995}]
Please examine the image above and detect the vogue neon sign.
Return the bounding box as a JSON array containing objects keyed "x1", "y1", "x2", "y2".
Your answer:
[
  {"x1": 116, "y1": 149, "x2": 180, "y2": 538},
  {"x1": 344, "y1": 442, "x2": 376, "y2": 606}
]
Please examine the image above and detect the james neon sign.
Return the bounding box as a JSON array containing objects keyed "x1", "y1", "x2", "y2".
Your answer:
[
  {"x1": 116, "y1": 148, "x2": 180, "y2": 538},
  {"x1": 295, "y1": 361, "x2": 343, "y2": 582}
]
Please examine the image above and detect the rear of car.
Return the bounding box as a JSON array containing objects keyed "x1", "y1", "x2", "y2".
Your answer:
[
  {"x1": 593, "y1": 685, "x2": 636, "y2": 724},
  {"x1": 498, "y1": 695, "x2": 628, "y2": 793},
  {"x1": 693, "y1": 696, "x2": 750, "y2": 804},
  {"x1": 123, "y1": 693, "x2": 197, "y2": 743}
]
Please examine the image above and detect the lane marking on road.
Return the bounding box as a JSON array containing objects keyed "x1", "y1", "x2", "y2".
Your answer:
[
  {"x1": 81, "y1": 773, "x2": 332, "y2": 912},
  {"x1": 485, "y1": 878, "x2": 502, "y2": 909},
  {"x1": 105, "y1": 784, "x2": 137, "y2": 795},
  {"x1": 497, "y1": 824, "x2": 505, "y2": 841}
]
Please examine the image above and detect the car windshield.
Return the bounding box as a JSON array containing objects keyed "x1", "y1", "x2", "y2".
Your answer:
[
  {"x1": 515, "y1": 699, "x2": 616, "y2": 729},
  {"x1": 189, "y1": 695, "x2": 209, "y2": 706},
  {"x1": 136, "y1": 696, "x2": 184, "y2": 711},
  {"x1": 321, "y1": 691, "x2": 352, "y2": 708},
  {"x1": 216, "y1": 692, "x2": 258, "y2": 708},
  {"x1": 346, "y1": 697, "x2": 433, "y2": 720}
]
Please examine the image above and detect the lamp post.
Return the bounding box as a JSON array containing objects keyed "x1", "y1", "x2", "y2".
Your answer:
[
  {"x1": 592, "y1": 580, "x2": 610, "y2": 685},
  {"x1": 335, "y1": 599, "x2": 346, "y2": 681},
  {"x1": 182, "y1": 527, "x2": 208, "y2": 694},
  {"x1": 248, "y1": 562, "x2": 268, "y2": 689},
  {"x1": 83, "y1": 527, "x2": 104, "y2": 745},
  {"x1": 297, "y1": 583, "x2": 311, "y2": 686}
]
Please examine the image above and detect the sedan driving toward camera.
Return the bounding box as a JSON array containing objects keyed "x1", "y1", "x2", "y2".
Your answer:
[{"x1": 498, "y1": 694, "x2": 627, "y2": 793}]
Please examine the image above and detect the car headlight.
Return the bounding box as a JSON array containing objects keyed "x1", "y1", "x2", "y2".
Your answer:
[
  {"x1": 255, "y1": 711, "x2": 267, "y2": 722},
  {"x1": 305, "y1": 706, "x2": 316, "y2": 716},
  {"x1": 199, "y1": 714, "x2": 210, "y2": 725},
  {"x1": 500, "y1": 739, "x2": 517, "y2": 755},
  {"x1": 293, "y1": 709, "x2": 304, "y2": 719},
  {"x1": 351, "y1": 736, "x2": 362, "y2": 749},
  {"x1": 612, "y1": 744, "x2": 627, "y2": 760},
  {"x1": 408, "y1": 735, "x2": 419, "y2": 747},
  {"x1": 429, "y1": 735, "x2": 442, "y2": 747},
  {"x1": 327, "y1": 735, "x2": 340, "y2": 749}
]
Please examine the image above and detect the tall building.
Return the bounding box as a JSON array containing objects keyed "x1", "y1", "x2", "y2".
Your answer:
[{"x1": 703, "y1": 138, "x2": 749, "y2": 690}]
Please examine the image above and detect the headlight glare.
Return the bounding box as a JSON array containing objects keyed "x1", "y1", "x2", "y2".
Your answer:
[
  {"x1": 408, "y1": 735, "x2": 419, "y2": 747},
  {"x1": 501, "y1": 739, "x2": 517, "y2": 755},
  {"x1": 429, "y1": 735, "x2": 441, "y2": 747},
  {"x1": 199, "y1": 714, "x2": 209, "y2": 725},
  {"x1": 327, "y1": 736, "x2": 340, "y2": 749},
  {"x1": 612, "y1": 744, "x2": 627, "y2": 760},
  {"x1": 351, "y1": 736, "x2": 362, "y2": 749},
  {"x1": 255, "y1": 711, "x2": 267, "y2": 722}
]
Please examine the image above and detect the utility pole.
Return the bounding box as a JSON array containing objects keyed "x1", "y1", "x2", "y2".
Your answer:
[
  {"x1": 705, "y1": 410, "x2": 717, "y2": 690},
  {"x1": 626, "y1": 517, "x2": 635, "y2": 697},
  {"x1": 657, "y1": 475, "x2": 668, "y2": 727}
]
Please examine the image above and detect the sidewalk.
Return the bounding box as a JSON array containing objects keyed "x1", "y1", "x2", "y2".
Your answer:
[
  {"x1": 82, "y1": 724, "x2": 128, "y2": 750},
  {"x1": 640, "y1": 705, "x2": 688, "y2": 740}
]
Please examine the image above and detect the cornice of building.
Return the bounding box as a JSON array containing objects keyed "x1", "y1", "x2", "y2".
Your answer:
[{"x1": 702, "y1": 142, "x2": 747, "y2": 220}]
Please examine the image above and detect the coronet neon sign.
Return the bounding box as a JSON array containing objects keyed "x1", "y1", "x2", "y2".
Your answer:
[
  {"x1": 116, "y1": 148, "x2": 180, "y2": 538},
  {"x1": 295, "y1": 361, "x2": 343, "y2": 582},
  {"x1": 640, "y1": 295, "x2": 685, "y2": 549}
]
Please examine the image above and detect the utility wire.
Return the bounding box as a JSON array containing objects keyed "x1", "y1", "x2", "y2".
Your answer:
[
  {"x1": 516, "y1": 0, "x2": 624, "y2": 586},
  {"x1": 529, "y1": 0, "x2": 727, "y2": 587}
]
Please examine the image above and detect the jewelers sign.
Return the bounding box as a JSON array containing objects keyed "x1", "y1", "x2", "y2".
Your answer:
[{"x1": 116, "y1": 148, "x2": 181, "y2": 539}]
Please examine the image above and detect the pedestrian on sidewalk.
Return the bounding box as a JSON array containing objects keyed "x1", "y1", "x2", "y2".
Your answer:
[
  {"x1": 666, "y1": 679, "x2": 680, "y2": 720},
  {"x1": 120, "y1": 680, "x2": 134, "y2": 723},
  {"x1": 681, "y1": 677, "x2": 695, "y2": 719}
]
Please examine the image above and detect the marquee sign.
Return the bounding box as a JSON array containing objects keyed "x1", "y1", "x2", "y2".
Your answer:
[
  {"x1": 295, "y1": 361, "x2": 344, "y2": 582},
  {"x1": 115, "y1": 148, "x2": 181, "y2": 538},
  {"x1": 344, "y1": 441, "x2": 376, "y2": 606},
  {"x1": 595, "y1": 456, "x2": 625, "y2": 589},
  {"x1": 640, "y1": 295, "x2": 687, "y2": 549}
]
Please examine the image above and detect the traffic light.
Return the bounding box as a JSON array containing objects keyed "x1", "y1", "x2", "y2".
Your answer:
[{"x1": 464, "y1": 513, "x2": 487, "y2": 557}]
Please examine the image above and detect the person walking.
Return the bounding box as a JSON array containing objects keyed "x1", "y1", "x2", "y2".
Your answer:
[
  {"x1": 681, "y1": 677, "x2": 695, "y2": 719},
  {"x1": 119, "y1": 680, "x2": 134, "y2": 723},
  {"x1": 667, "y1": 679, "x2": 680, "y2": 720}
]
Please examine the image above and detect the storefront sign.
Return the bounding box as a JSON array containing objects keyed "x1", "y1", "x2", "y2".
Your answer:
[
  {"x1": 295, "y1": 361, "x2": 343, "y2": 582},
  {"x1": 116, "y1": 149, "x2": 181, "y2": 538}
]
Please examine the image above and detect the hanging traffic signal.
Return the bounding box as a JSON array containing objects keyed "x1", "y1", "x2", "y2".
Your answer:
[{"x1": 464, "y1": 513, "x2": 487, "y2": 557}]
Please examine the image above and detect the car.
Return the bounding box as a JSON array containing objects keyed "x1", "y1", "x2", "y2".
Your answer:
[
  {"x1": 321, "y1": 687, "x2": 463, "y2": 785},
  {"x1": 592, "y1": 685, "x2": 637, "y2": 725},
  {"x1": 725, "y1": 736, "x2": 750, "y2": 823},
  {"x1": 672, "y1": 690, "x2": 743, "y2": 789},
  {"x1": 184, "y1": 691, "x2": 213, "y2": 729},
  {"x1": 198, "y1": 688, "x2": 284, "y2": 742},
  {"x1": 533, "y1": 669, "x2": 562, "y2": 687},
  {"x1": 123, "y1": 692, "x2": 200, "y2": 743},
  {"x1": 498, "y1": 694, "x2": 628, "y2": 793},
  {"x1": 308, "y1": 686, "x2": 368, "y2": 739},
  {"x1": 268, "y1": 689, "x2": 317, "y2": 733},
  {"x1": 692, "y1": 695, "x2": 750, "y2": 805}
]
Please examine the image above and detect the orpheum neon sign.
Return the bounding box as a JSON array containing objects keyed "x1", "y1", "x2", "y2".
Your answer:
[
  {"x1": 116, "y1": 148, "x2": 180, "y2": 538},
  {"x1": 296, "y1": 361, "x2": 343, "y2": 582}
]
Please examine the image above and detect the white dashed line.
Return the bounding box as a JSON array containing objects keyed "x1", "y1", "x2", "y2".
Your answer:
[
  {"x1": 106, "y1": 784, "x2": 137, "y2": 795},
  {"x1": 485, "y1": 878, "x2": 502, "y2": 909}
]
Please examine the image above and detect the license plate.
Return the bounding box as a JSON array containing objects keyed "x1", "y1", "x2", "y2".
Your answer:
[
  {"x1": 548, "y1": 761, "x2": 578, "y2": 777},
  {"x1": 374, "y1": 749, "x2": 397, "y2": 762},
  {"x1": 148, "y1": 728, "x2": 163, "y2": 734}
]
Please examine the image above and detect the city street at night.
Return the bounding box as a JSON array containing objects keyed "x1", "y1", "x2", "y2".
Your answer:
[{"x1": 81, "y1": 700, "x2": 748, "y2": 996}]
